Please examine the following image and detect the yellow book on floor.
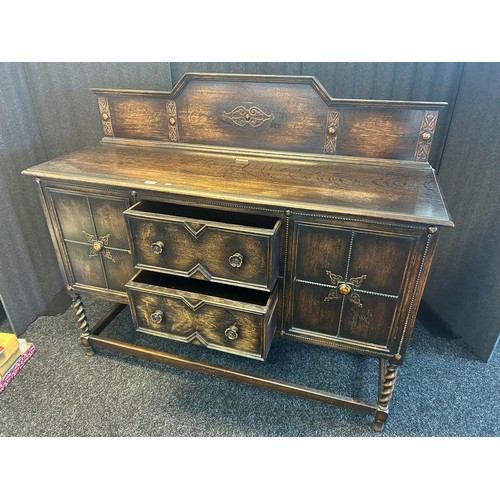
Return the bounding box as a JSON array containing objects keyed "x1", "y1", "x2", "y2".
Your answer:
[
  {"x1": 1, "y1": 337, "x2": 31, "y2": 378},
  {"x1": 0, "y1": 342, "x2": 36, "y2": 392},
  {"x1": 0, "y1": 348, "x2": 21, "y2": 377},
  {"x1": 0, "y1": 333, "x2": 19, "y2": 367}
]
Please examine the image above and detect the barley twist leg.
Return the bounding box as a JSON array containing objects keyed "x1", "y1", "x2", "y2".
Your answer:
[
  {"x1": 71, "y1": 294, "x2": 94, "y2": 356},
  {"x1": 373, "y1": 361, "x2": 399, "y2": 432}
]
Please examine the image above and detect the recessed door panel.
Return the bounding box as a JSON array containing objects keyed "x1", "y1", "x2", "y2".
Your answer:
[
  {"x1": 339, "y1": 294, "x2": 398, "y2": 346},
  {"x1": 290, "y1": 220, "x2": 419, "y2": 352},
  {"x1": 295, "y1": 224, "x2": 351, "y2": 284},
  {"x1": 292, "y1": 281, "x2": 342, "y2": 336},
  {"x1": 348, "y1": 232, "x2": 412, "y2": 296},
  {"x1": 45, "y1": 187, "x2": 135, "y2": 297}
]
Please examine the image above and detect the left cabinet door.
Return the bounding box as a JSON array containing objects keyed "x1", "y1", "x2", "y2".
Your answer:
[{"x1": 41, "y1": 184, "x2": 135, "y2": 302}]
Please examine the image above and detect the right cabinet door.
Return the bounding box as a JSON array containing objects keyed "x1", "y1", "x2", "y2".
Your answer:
[{"x1": 288, "y1": 219, "x2": 427, "y2": 356}]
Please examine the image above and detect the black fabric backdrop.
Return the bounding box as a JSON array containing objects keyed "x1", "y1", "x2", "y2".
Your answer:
[{"x1": 0, "y1": 62, "x2": 497, "y2": 361}]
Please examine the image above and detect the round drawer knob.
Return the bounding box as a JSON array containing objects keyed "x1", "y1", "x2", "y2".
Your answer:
[
  {"x1": 328, "y1": 126, "x2": 336, "y2": 135},
  {"x1": 169, "y1": 117, "x2": 176, "y2": 126},
  {"x1": 224, "y1": 325, "x2": 239, "y2": 340},
  {"x1": 229, "y1": 252, "x2": 244, "y2": 268},
  {"x1": 151, "y1": 241, "x2": 165, "y2": 255},
  {"x1": 421, "y1": 131, "x2": 432, "y2": 141},
  {"x1": 151, "y1": 310, "x2": 164, "y2": 324},
  {"x1": 101, "y1": 113, "x2": 109, "y2": 121},
  {"x1": 338, "y1": 283, "x2": 352, "y2": 295}
]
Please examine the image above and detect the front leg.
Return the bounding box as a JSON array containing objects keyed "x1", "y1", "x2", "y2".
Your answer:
[
  {"x1": 71, "y1": 293, "x2": 94, "y2": 356},
  {"x1": 373, "y1": 361, "x2": 399, "y2": 432}
]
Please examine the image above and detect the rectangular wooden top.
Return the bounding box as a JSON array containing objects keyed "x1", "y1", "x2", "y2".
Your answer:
[{"x1": 23, "y1": 141, "x2": 453, "y2": 227}]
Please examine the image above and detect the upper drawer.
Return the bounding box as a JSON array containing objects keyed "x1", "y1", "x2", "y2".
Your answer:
[{"x1": 124, "y1": 201, "x2": 281, "y2": 291}]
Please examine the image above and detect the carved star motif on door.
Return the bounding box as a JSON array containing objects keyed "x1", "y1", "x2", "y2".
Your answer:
[
  {"x1": 82, "y1": 231, "x2": 116, "y2": 263},
  {"x1": 324, "y1": 270, "x2": 367, "y2": 308}
]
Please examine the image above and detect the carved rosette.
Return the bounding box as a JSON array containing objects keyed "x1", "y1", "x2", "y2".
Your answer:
[
  {"x1": 324, "y1": 109, "x2": 340, "y2": 154},
  {"x1": 323, "y1": 270, "x2": 367, "y2": 308},
  {"x1": 82, "y1": 230, "x2": 116, "y2": 263},
  {"x1": 414, "y1": 110, "x2": 438, "y2": 161},
  {"x1": 222, "y1": 106, "x2": 274, "y2": 128},
  {"x1": 97, "y1": 96, "x2": 114, "y2": 137},
  {"x1": 166, "y1": 100, "x2": 179, "y2": 141}
]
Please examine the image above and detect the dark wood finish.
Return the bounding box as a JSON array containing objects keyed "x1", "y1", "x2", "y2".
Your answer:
[
  {"x1": 373, "y1": 362, "x2": 399, "y2": 432},
  {"x1": 22, "y1": 73, "x2": 453, "y2": 431},
  {"x1": 24, "y1": 142, "x2": 453, "y2": 227},
  {"x1": 126, "y1": 270, "x2": 278, "y2": 361},
  {"x1": 71, "y1": 293, "x2": 93, "y2": 356},
  {"x1": 93, "y1": 73, "x2": 446, "y2": 161},
  {"x1": 90, "y1": 302, "x2": 127, "y2": 337},
  {"x1": 125, "y1": 200, "x2": 281, "y2": 291},
  {"x1": 109, "y1": 96, "x2": 170, "y2": 141},
  {"x1": 88, "y1": 334, "x2": 377, "y2": 415},
  {"x1": 287, "y1": 219, "x2": 425, "y2": 357},
  {"x1": 40, "y1": 183, "x2": 136, "y2": 301}
]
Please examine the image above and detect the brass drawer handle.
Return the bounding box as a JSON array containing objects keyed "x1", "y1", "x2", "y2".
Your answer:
[
  {"x1": 151, "y1": 241, "x2": 165, "y2": 255},
  {"x1": 229, "y1": 252, "x2": 244, "y2": 268},
  {"x1": 151, "y1": 310, "x2": 164, "y2": 324},
  {"x1": 224, "y1": 325, "x2": 239, "y2": 340}
]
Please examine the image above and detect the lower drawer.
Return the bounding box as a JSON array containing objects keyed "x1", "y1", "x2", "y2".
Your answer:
[{"x1": 126, "y1": 271, "x2": 279, "y2": 361}]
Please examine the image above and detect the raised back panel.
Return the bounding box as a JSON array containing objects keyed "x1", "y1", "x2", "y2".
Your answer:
[
  {"x1": 175, "y1": 79, "x2": 326, "y2": 153},
  {"x1": 93, "y1": 73, "x2": 446, "y2": 162}
]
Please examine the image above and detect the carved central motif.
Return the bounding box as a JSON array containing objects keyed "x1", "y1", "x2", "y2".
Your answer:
[
  {"x1": 82, "y1": 231, "x2": 115, "y2": 262},
  {"x1": 222, "y1": 106, "x2": 274, "y2": 128},
  {"x1": 324, "y1": 270, "x2": 367, "y2": 308}
]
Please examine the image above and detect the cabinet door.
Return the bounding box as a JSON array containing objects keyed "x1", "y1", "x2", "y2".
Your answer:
[
  {"x1": 289, "y1": 221, "x2": 421, "y2": 354},
  {"x1": 43, "y1": 185, "x2": 135, "y2": 301}
]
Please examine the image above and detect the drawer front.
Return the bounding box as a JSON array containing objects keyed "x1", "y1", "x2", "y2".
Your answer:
[
  {"x1": 126, "y1": 271, "x2": 279, "y2": 361},
  {"x1": 44, "y1": 186, "x2": 135, "y2": 299},
  {"x1": 125, "y1": 201, "x2": 281, "y2": 291},
  {"x1": 289, "y1": 221, "x2": 421, "y2": 354}
]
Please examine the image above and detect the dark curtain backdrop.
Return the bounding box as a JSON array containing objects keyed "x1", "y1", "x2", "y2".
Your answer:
[{"x1": 0, "y1": 62, "x2": 497, "y2": 361}]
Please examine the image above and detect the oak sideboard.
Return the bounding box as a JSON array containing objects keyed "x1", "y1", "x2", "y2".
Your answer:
[{"x1": 23, "y1": 73, "x2": 453, "y2": 431}]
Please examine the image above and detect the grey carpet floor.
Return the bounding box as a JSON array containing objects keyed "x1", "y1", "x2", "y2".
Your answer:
[{"x1": 0, "y1": 297, "x2": 498, "y2": 437}]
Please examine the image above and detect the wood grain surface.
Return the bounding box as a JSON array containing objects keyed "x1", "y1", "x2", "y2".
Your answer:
[
  {"x1": 24, "y1": 142, "x2": 453, "y2": 227},
  {"x1": 127, "y1": 271, "x2": 278, "y2": 360},
  {"x1": 125, "y1": 200, "x2": 281, "y2": 291},
  {"x1": 93, "y1": 73, "x2": 446, "y2": 161}
]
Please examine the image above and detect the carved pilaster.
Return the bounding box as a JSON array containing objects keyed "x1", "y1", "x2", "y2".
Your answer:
[
  {"x1": 166, "y1": 100, "x2": 179, "y2": 141},
  {"x1": 414, "y1": 110, "x2": 438, "y2": 161},
  {"x1": 324, "y1": 109, "x2": 340, "y2": 154},
  {"x1": 97, "y1": 96, "x2": 114, "y2": 137}
]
